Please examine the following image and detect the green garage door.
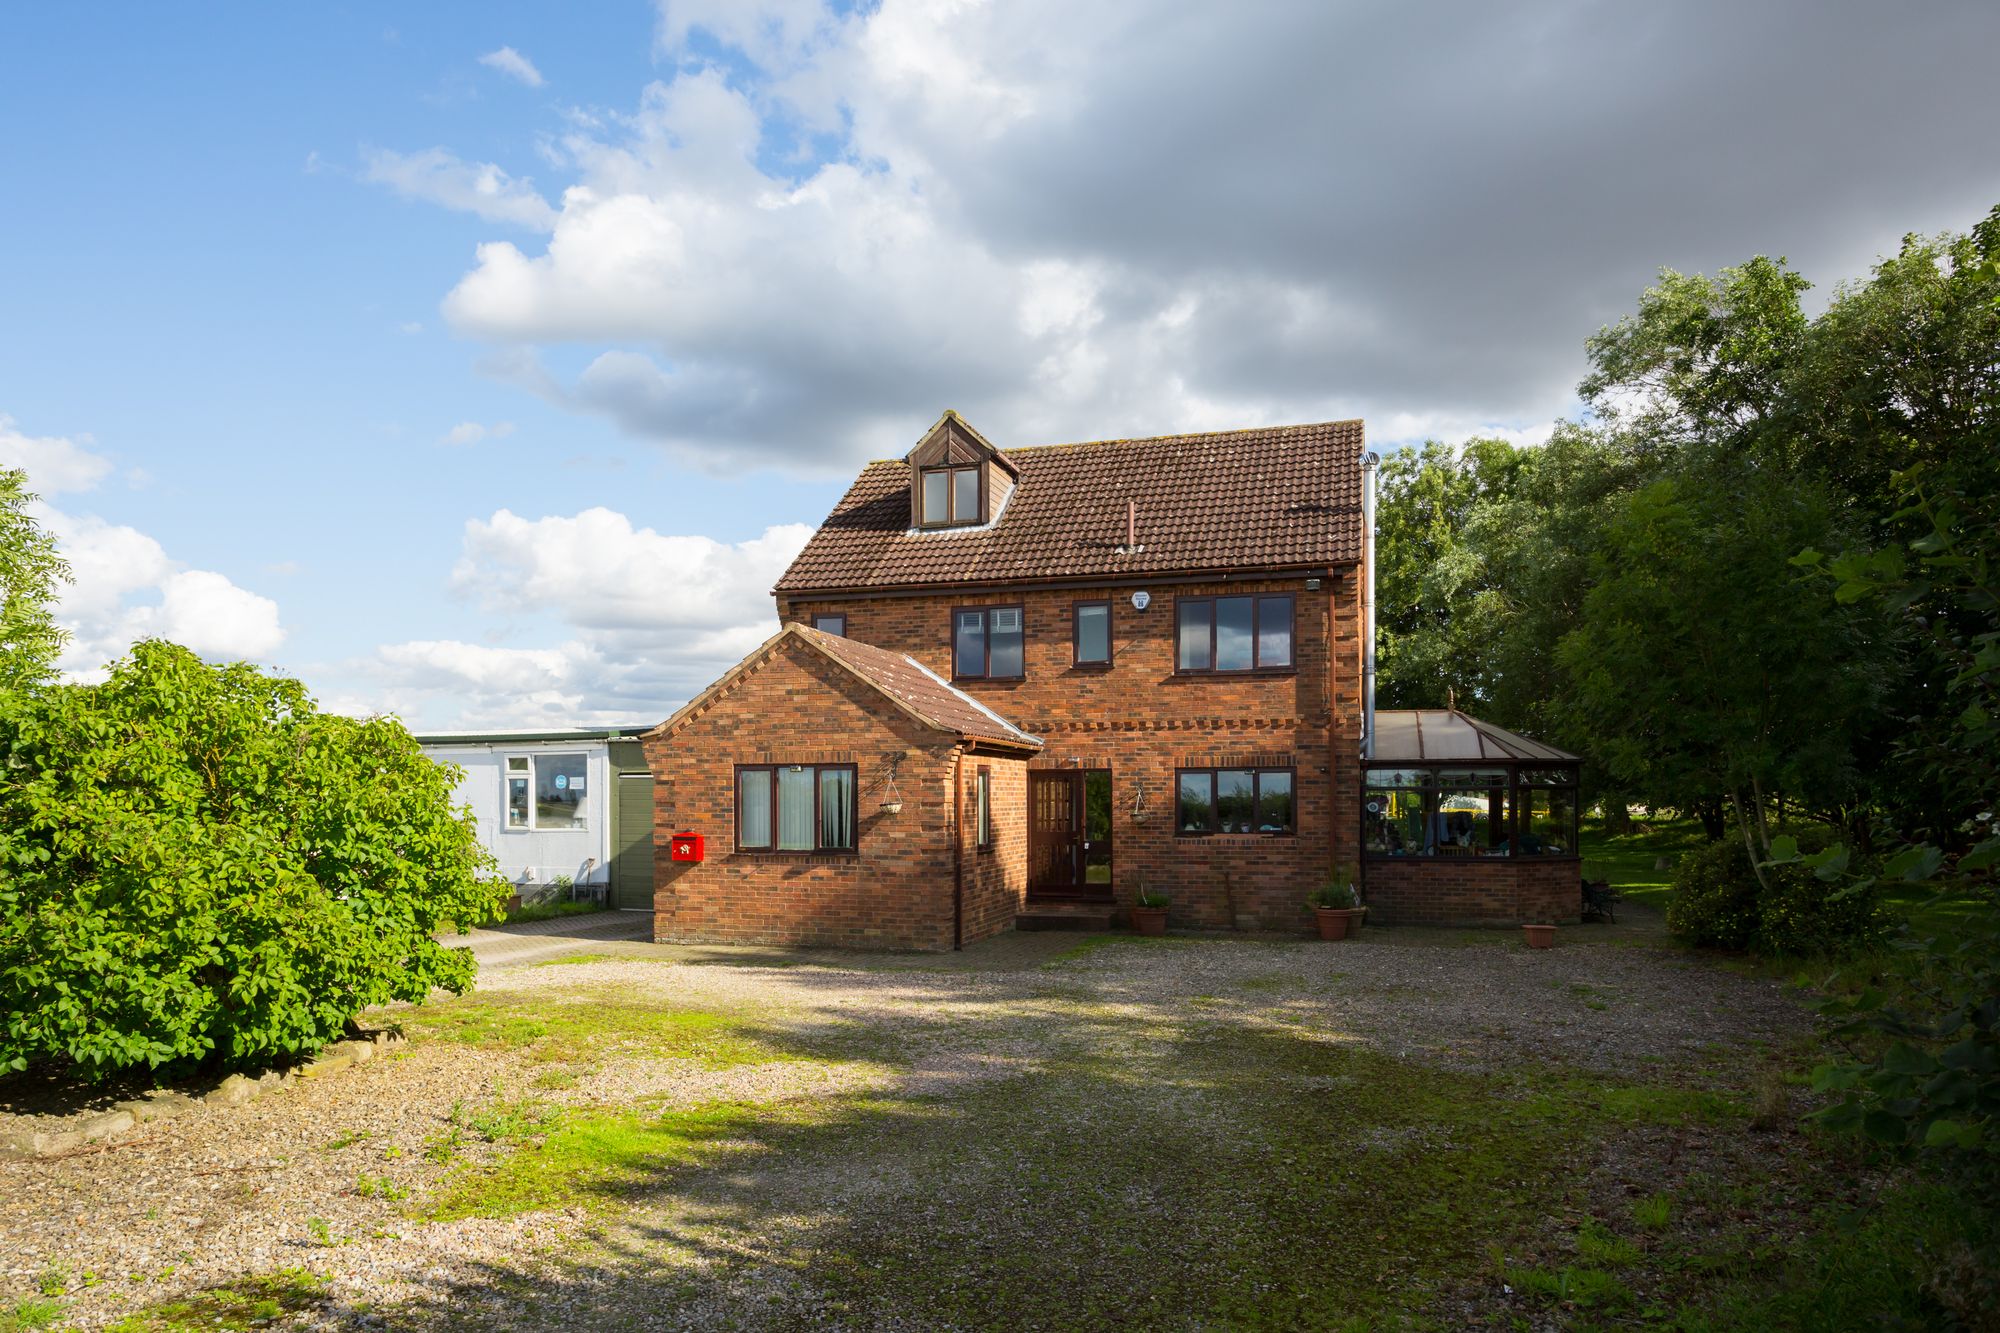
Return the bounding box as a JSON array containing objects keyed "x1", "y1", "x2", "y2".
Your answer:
[{"x1": 610, "y1": 772, "x2": 656, "y2": 910}]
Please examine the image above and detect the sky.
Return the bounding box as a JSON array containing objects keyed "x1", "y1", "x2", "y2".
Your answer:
[{"x1": 1, "y1": 1, "x2": 1996, "y2": 731}]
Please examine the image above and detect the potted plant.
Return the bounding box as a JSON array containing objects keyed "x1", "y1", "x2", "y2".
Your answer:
[
  {"x1": 1131, "y1": 883, "x2": 1170, "y2": 937},
  {"x1": 1310, "y1": 876, "x2": 1363, "y2": 941},
  {"x1": 1522, "y1": 923, "x2": 1557, "y2": 949}
]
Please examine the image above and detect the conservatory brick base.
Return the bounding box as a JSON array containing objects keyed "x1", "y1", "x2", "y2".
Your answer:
[{"x1": 1361, "y1": 858, "x2": 1580, "y2": 927}]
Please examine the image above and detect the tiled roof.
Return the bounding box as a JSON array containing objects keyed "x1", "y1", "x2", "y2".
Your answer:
[
  {"x1": 1370, "y1": 710, "x2": 1579, "y2": 764},
  {"x1": 650, "y1": 624, "x2": 1041, "y2": 752},
  {"x1": 775, "y1": 419, "x2": 1366, "y2": 593}
]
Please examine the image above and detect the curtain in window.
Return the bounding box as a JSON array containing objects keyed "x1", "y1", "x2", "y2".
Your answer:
[
  {"x1": 739, "y1": 769, "x2": 773, "y2": 848},
  {"x1": 777, "y1": 766, "x2": 816, "y2": 850},
  {"x1": 819, "y1": 768, "x2": 855, "y2": 850}
]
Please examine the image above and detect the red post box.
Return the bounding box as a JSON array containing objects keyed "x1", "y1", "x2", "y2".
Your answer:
[{"x1": 669, "y1": 832, "x2": 705, "y2": 863}]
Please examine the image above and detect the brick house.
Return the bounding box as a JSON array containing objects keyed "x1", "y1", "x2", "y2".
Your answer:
[{"x1": 643, "y1": 411, "x2": 1581, "y2": 950}]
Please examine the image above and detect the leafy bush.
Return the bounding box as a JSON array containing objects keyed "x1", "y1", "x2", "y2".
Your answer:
[
  {"x1": 1666, "y1": 833, "x2": 1886, "y2": 956},
  {"x1": 0, "y1": 641, "x2": 505, "y2": 1078}
]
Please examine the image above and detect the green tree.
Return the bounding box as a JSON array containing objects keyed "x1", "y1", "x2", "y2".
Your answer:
[
  {"x1": 1373, "y1": 437, "x2": 1531, "y2": 712},
  {"x1": 1557, "y1": 461, "x2": 1889, "y2": 881},
  {"x1": 0, "y1": 641, "x2": 505, "y2": 1077},
  {"x1": 0, "y1": 468, "x2": 68, "y2": 695}
]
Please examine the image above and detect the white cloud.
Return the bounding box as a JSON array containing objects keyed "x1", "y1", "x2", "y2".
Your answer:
[
  {"x1": 362, "y1": 147, "x2": 557, "y2": 231},
  {"x1": 440, "y1": 420, "x2": 516, "y2": 446},
  {"x1": 357, "y1": 0, "x2": 2000, "y2": 475},
  {"x1": 0, "y1": 414, "x2": 115, "y2": 494},
  {"x1": 1, "y1": 414, "x2": 287, "y2": 677},
  {"x1": 478, "y1": 46, "x2": 545, "y2": 88},
  {"x1": 341, "y1": 508, "x2": 809, "y2": 728}
]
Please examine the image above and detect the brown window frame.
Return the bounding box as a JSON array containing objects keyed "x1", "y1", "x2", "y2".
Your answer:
[
  {"x1": 1173, "y1": 594, "x2": 1296, "y2": 674},
  {"x1": 919, "y1": 464, "x2": 984, "y2": 528},
  {"x1": 975, "y1": 766, "x2": 993, "y2": 851},
  {"x1": 1072, "y1": 600, "x2": 1112, "y2": 667},
  {"x1": 733, "y1": 762, "x2": 860, "y2": 855},
  {"x1": 811, "y1": 613, "x2": 847, "y2": 636},
  {"x1": 1174, "y1": 765, "x2": 1298, "y2": 837},
  {"x1": 951, "y1": 603, "x2": 1026, "y2": 681}
]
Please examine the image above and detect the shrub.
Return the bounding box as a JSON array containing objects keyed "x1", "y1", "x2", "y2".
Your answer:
[
  {"x1": 0, "y1": 641, "x2": 505, "y2": 1078},
  {"x1": 1666, "y1": 833, "x2": 1886, "y2": 956},
  {"x1": 1664, "y1": 839, "x2": 1761, "y2": 949}
]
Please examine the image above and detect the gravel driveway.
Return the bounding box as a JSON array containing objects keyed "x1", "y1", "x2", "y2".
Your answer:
[{"x1": 0, "y1": 912, "x2": 1821, "y2": 1330}]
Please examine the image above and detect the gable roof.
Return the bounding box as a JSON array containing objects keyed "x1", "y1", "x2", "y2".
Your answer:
[
  {"x1": 1370, "y1": 710, "x2": 1579, "y2": 764},
  {"x1": 775, "y1": 418, "x2": 1366, "y2": 594},
  {"x1": 648, "y1": 623, "x2": 1042, "y2": 752}
]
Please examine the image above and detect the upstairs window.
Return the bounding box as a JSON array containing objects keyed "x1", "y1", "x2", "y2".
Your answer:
[
  {"x1": 812, "y1": 614, "x2": 847, "y2": 636},
  {"x1": 920, "y1": 465, "x2": 983, "y2": 527},
  {"x1": 954, "y1": 605, "x2": 1024, "y2": 679},
  {"x1": 1073, "y1": 601, "x2": 1111, "y2": 666},
  {"x1": 1176, "y1": 595, "x2": 1294, "y2": 672}
]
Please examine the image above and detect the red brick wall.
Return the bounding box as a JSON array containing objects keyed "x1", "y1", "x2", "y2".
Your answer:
[
  {"x1": 644, "y1": 637, "x2": 990, "y2": 951},
  {"x1": 1361, "y1": 857, "x2": 1581, "y2": 927},
  {"x1": 959, "y1": 756, "x2": 1029, "y2": 945},
  {"x1": 780, "y1": 572, "x2": 1365, "y2": 931}
]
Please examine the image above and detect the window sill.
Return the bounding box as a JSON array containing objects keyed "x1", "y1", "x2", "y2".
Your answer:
[
  {"x1": 1363, "y1": 853, "x2": 1582, "y2": 862},
  {"x1": 1174, "y1": 832, "x2": 1297, "y2": 840},
  {"x1": 951, "y1": 676, "x2": 1026, "y2": 685},
  {"x1": 734, "y1": 849, "x2": 861, "y2": 861},
  {"x1": 1171, "y1": 667, "x2": 1298, "y2": 679},
  {"x1": 1069, "y1": 661, "x2": 1113, "y2": 671}
]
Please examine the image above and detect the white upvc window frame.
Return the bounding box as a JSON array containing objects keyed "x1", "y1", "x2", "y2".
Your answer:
[{"x1": 501, "y1": 752, "x2": 591, "y2": 833}]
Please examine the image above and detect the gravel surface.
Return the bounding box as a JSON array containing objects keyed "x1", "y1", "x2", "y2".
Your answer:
[{"x1": 0, "y1": 911, "x2": 1815, "y2": 1329}]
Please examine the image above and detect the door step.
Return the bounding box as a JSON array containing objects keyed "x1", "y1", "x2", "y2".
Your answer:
[{"x1": 1016, "y1": 902, "x2": 1117, "y2": 932}]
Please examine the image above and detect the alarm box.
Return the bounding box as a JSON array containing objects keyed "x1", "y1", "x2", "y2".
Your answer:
[{"x1": 669, "y1": 832, "x2": 705, "y2": 863}]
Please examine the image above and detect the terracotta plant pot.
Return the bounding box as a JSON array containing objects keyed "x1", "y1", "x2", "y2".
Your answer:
[
  {"x1": 1344, "y1": 906, "x2": 1367, "y2": 935},
  {"x1": 1314, "y1": 907, "x2": 1352, "y2": 941},
  {"x1": 1522, "y1": 923, "x2": 1556, "y2": 949},
  {"x1": 1131, "y1": 905, "x2": 1168, "y2": 937}
]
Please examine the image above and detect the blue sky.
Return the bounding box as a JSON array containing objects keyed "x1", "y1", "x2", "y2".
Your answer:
[{"x1": 3, "y1": 2, "x2": 1995, "y2": 728}]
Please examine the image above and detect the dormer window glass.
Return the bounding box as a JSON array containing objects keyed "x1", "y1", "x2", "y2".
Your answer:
[{"x1": 921, "y1": 465, "x2": 982, "y2": 527}]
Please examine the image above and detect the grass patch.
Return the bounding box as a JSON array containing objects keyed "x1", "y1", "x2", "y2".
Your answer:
[
  {"x1": 535, "y1": 952, "x2": 616, "y2": 966},
  {"x1": 496, "y1": 898, "x2": 603, "y2": 925},
  {"x1": 104, "y1": 1269, "x2": 328, "y2": 1332},
  {"x1": 1, "y1": 1299, "x2": 64, "y2": 1333},
  {"x1": 401, "y1": 996, "x2": 886, "y2": 1068},
  {"x1": 1578, "y1": 815, "x2": 1704, "y2": 910},
  {"x1": 424, "y1": 1099, "x2": 820, "y2": 1220}
]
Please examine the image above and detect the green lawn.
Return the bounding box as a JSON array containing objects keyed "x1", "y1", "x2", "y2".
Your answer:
[{"x1": 1577, "y1": 814, "x2": 1705, "y2": 910}]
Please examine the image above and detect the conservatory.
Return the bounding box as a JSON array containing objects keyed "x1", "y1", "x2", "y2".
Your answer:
[{"x1": 1359, "y1": 709, "x2": 1584, "y2": 926}]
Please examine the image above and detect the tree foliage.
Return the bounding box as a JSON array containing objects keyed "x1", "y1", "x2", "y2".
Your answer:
[
  {"x1": 0, "y1": 641, "x2": 504, "y2": 1077},
  {"x1": 0, "y1": 468, "x2": 68, "y2": 696}
]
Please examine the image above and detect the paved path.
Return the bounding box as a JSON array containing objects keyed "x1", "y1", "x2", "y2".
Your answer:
[{"x1": 449, "y1": 911, "x2": 656, "y2": 970}]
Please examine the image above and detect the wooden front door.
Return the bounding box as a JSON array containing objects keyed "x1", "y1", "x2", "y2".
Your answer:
[{"x1": 1029, "y1": 770, "x2": 1112, "y2": 898}]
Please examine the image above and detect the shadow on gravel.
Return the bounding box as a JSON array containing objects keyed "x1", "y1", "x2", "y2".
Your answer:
[{"x1": 344, "y1": 969, "x2": 1671, "y2": 1332}]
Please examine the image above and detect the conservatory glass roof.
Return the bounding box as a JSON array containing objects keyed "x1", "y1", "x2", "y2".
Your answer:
[{"x1": 1370, "y1": 709, "x2": 1578, "y2": 765}]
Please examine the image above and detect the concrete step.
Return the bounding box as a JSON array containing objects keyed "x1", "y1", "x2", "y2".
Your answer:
[{"x1": 1015, "y1": 902, "x2": 1118, "y2": 932}]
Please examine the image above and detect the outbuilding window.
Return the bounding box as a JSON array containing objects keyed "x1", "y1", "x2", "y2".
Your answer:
[
  {"x1": 504, "y1": 753, "x2": 588, "y2": 831},
  {"x1": 736, "y1": 763, "x2": 858, "y2": 853},
  {"x1": 1175, "y1": 595, "x2": 1294, "y2": 672},
  {"x1": 1176, "y1": 767, "x2": 1295, "y2": 835},
  {"x1": 976, "y1": 766, "x2": 993, "y2": 850}
]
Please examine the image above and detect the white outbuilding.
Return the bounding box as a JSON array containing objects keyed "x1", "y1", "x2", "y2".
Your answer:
[{"x1": 414, "y1": 728, "x2": 656, "y2": 911}]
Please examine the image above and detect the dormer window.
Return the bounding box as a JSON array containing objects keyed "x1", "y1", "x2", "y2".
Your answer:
[
  {"x1": 921, "y1": 465, "x2": 982, "y2": 528},
  {"x1": 906, "y1": 411, "x2": 1016, "y2": 532}
]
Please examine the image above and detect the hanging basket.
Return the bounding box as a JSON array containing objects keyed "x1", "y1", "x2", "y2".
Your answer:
[{"x1": 880, "y1": 800, "x2": 904, "y2": 815}]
